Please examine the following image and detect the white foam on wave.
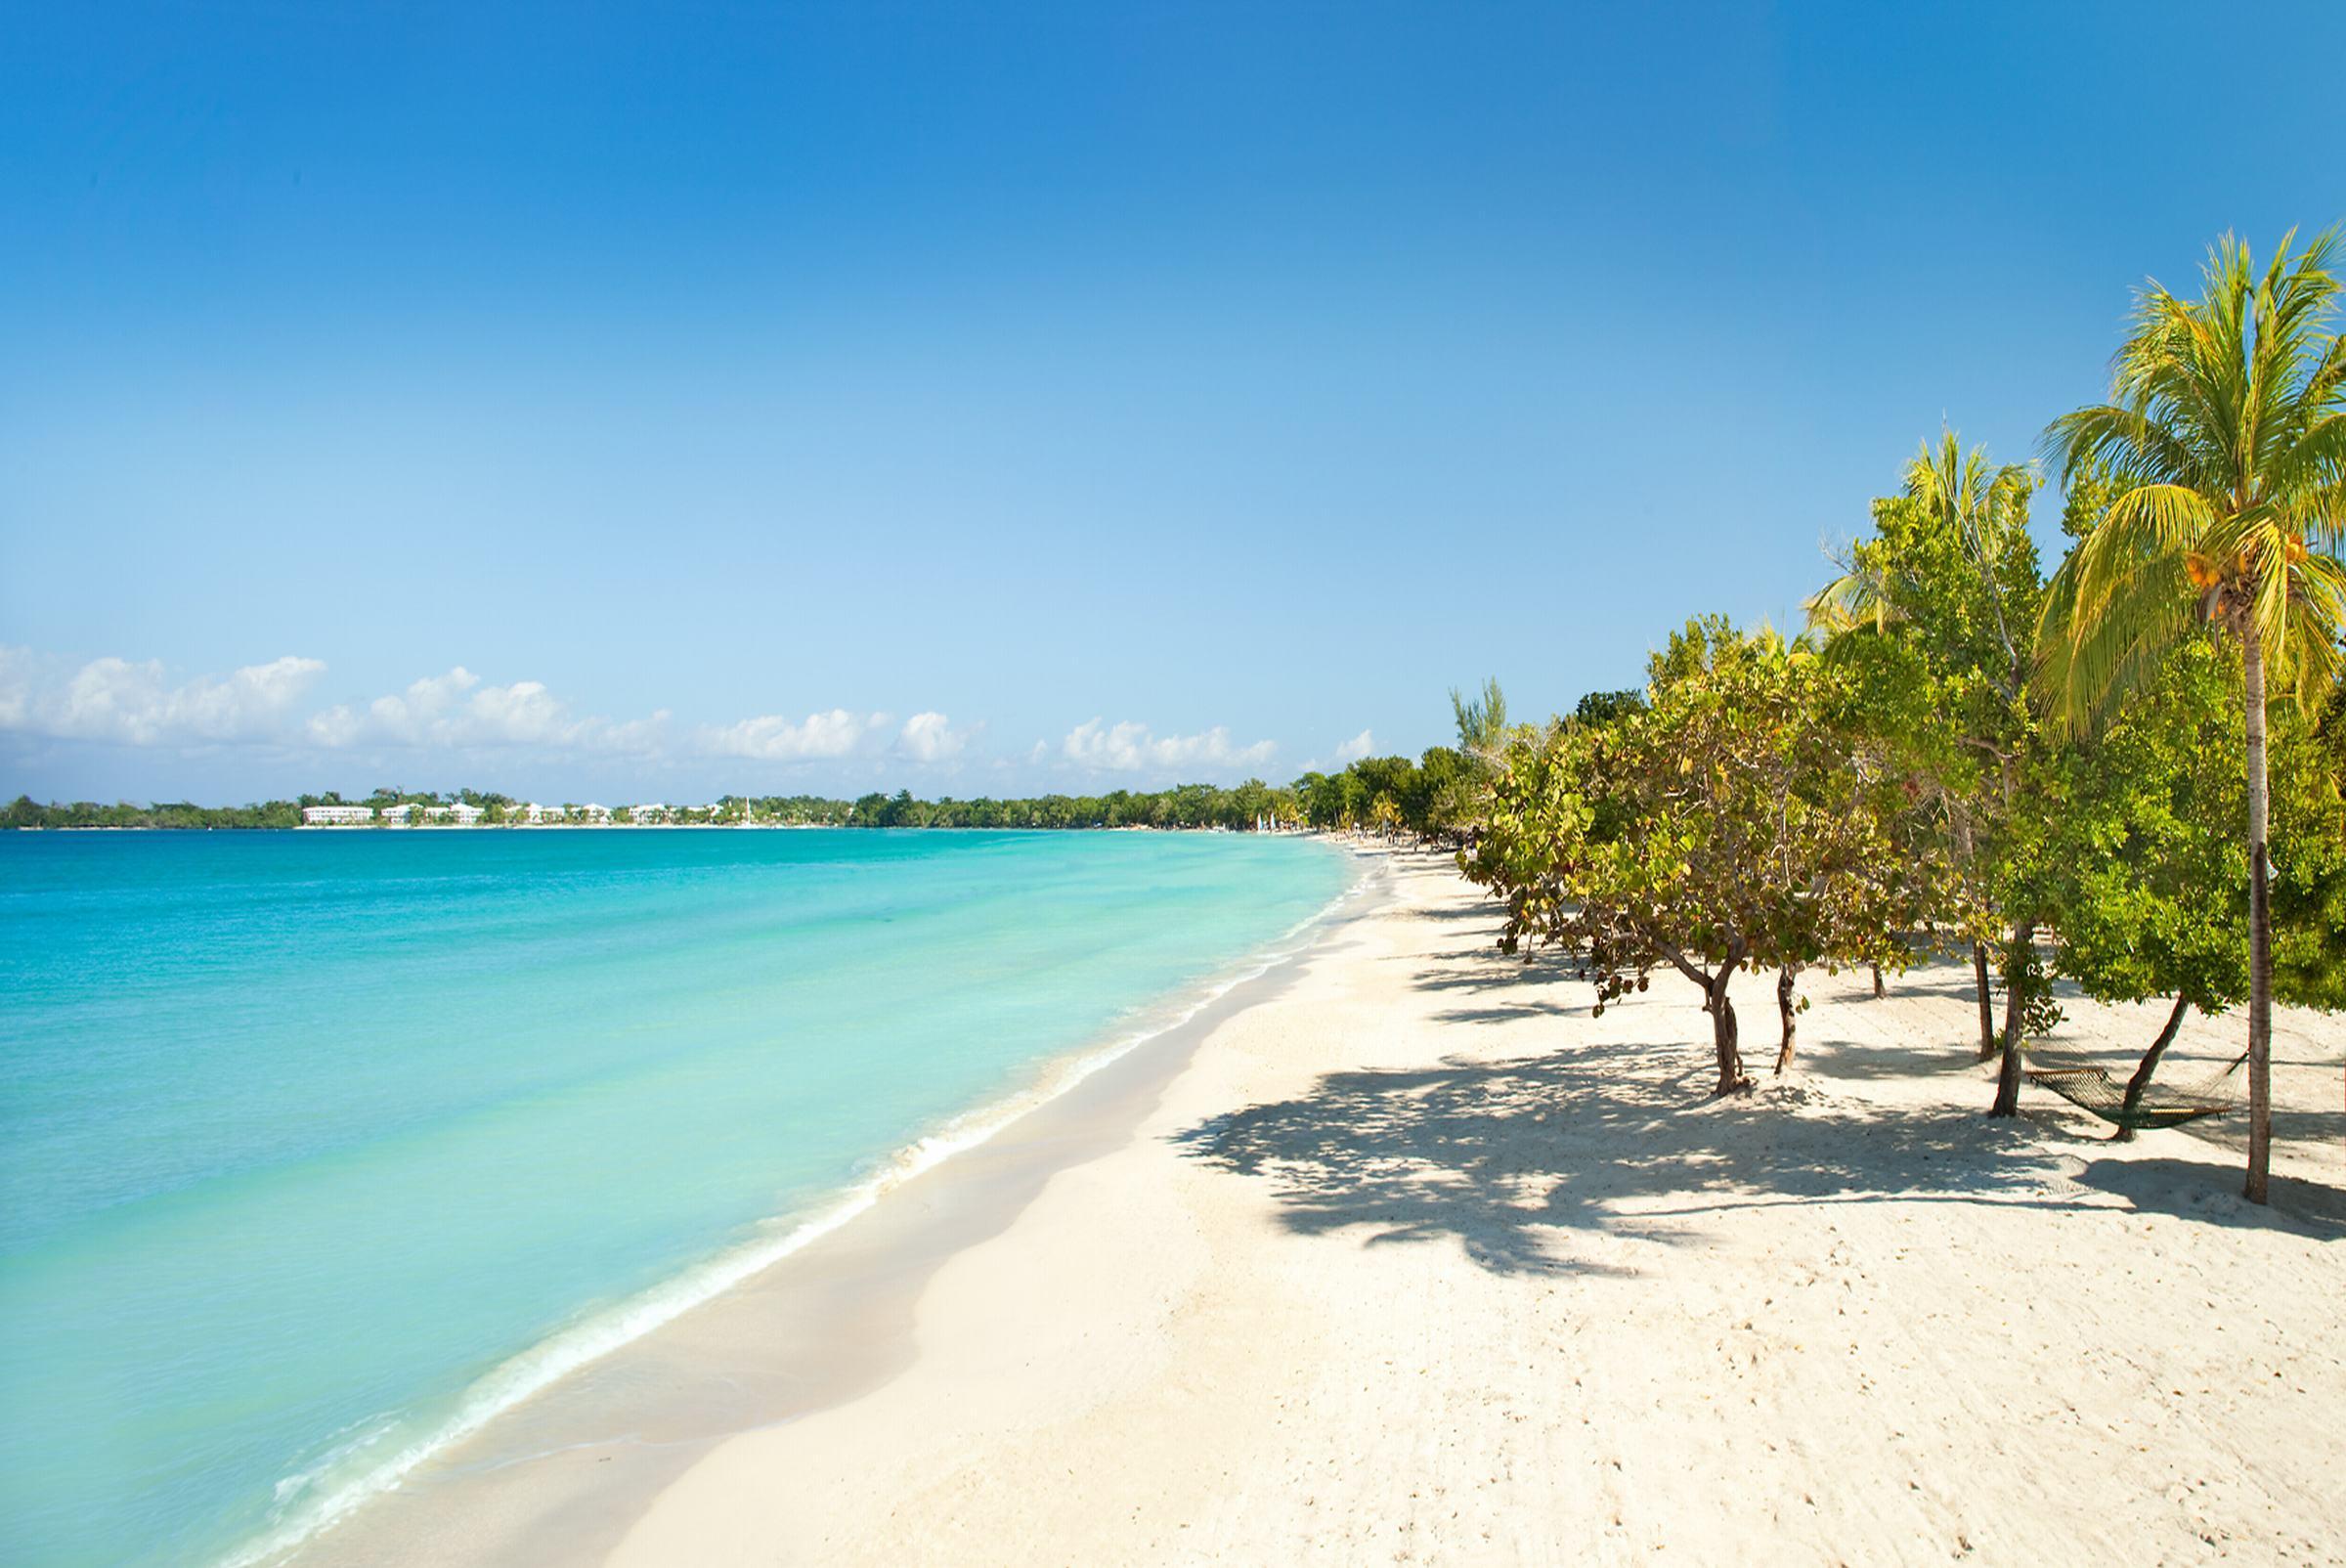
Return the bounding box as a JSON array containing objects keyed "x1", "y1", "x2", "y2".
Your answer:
[{"x1": 225, "y1": 847, "x2": 1380, "y2": 1567}]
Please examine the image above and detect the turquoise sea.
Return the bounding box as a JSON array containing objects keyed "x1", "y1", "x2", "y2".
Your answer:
[{"x1": 0, "y1": 828, "x2": 1353, "y2": 1567}]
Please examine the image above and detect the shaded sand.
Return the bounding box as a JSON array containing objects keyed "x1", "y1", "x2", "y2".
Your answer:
[{"x1": 603, "y1": 851, "x2": 2345, "y2": 1567}]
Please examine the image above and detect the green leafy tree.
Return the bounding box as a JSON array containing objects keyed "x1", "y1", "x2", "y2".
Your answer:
[
  {"x1": 1410, "y1": 745, "x2": 1470, "y2": 837},
  {"x1": 2047, "y1": 641, "x2": 2346, "y2": 1138},
  {"x1": 1806, "y1": 431, "x2": 2059, "y2": 1111},
  {"x1": 1465, "y1": 620, "x2": 1948, "y2": 1094},
  {"x1": 2039, "y1": 228, "x2": 2346, "y2": 1201}
]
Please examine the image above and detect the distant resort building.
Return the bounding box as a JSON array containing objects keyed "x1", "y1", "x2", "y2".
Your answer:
[{"x1": 300, "y1": 799, "x2": 695, "y2": 828}]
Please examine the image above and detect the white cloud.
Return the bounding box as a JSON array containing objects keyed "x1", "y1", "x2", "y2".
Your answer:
[
  {"x1": 307, "y1": 666, "x2": 668, "y2": 755},
  {"x1": 1060, "y1": 719, "x2": 1276, "y2": 776},
  {"x1": 0, "y1": 643, "x2": 971, "y2": 784},
  {"x1": 701, "y1": 708, "x2": 889, "y2": 762},
  {"x1": 1332, "y1": 728, "x2": 1375, "y2": 763},
  {"x1": 897, "y1": 711, "x2": 972, "y2": 763},
  {"x1": 0, "y1": 646, "x2": 326, "y2": 746}
]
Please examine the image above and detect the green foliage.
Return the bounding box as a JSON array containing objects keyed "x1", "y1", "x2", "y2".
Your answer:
[
  {"x1": 1449, "y1": 676, "x2": 1508, "y2": 757},
  {"x1": 1463, "y1": 618, "x2": 1961, "y2": 1093},
  {"x1": 1571, "y1": 688, "x2": 1646, "y2": 728},
  {"x1": 1809, "y1": 432, "x2": 2043, "y2": 712},
  {"x1": 2048, "y1": 636, "x2": 2346, "y2": 1015},
  {"x1": 2, "y1": 795, "x2": 303, "y2": 829},
  {"x1": 1806, "y1": 431, "x2": 2066, "y2": 1091},
  {"x1": 2272, "y1": 709, "x2": 2346, "y2": 1010},
  {"x1": 1997, "y1": 929, "x2": 2067, "y2": 1041},
  {"x1": 2046, "y1": 641, "x2": 2248, "y2": 1013}
]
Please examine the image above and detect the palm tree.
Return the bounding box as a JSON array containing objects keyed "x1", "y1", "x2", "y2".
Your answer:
[
  {"x1": 1809, "y1": 432, "x2": 2035, "y2": 654},
  {"x1": 2041, "y1": 229, "x2": 2346, "y2": 1204}
]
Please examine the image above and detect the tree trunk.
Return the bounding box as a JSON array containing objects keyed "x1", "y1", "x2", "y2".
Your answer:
[
  {"x1": 2244, "y1": 624, "x2": 2273, "y2": 1204},
  {"x1": 1988, "y1": 921, "x2": 2036, "y2": 1117},
  {"x1": 1773, "y1": 966, "x2": 1799, "y2": 1075},
  {"x1": 1972, "y1": 941, "x2": 1996, "y2": 1059},
  {"x1": 2113, "y1": 992, "x2": 2194, "y2": 1144},
  {"x1": 1871, "y1": 963, "x2": 1885, "y2": 999},
  {"x1": 1707, "y1": 969, "x2": 1749, "y2": 1096}
]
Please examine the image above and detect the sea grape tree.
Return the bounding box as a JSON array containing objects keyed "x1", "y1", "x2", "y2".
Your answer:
[
  {"x1": 2046, "y1": 641, "x2": 2346, "y2": 1133},
  {"x1": 1464, "y1": 619, "x2": 1956, "y2": 1095}
]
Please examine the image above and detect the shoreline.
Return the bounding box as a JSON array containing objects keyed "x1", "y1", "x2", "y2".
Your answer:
[
  {"x1": 289, "y1": 849, "x2": 2345, "y2": 1566},
  {"x1": 275, "y1": 846, "x2": 1389, "y2": 1567}
]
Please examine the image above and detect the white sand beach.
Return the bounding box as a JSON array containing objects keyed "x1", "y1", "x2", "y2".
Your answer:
[{"x1": 303, "y1": 850, "x2": 2346, "y2": 1567}]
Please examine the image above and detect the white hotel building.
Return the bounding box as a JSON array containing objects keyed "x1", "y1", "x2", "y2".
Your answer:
[{"x1": 300, "y1": 805, "x2": 375, "y2": 826}]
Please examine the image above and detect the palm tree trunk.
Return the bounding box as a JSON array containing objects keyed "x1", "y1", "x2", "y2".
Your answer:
[
  {"x1": 2244, "y1": 625, "x2": 2273, "y2": 1204},
  {"x1": 1972, "y1": 941, "x2": 1996, "y2": 1059},
  {"x1": 1989, "y1": 921, "x2": 2035, "y2": 1117},
  {"x1": 2113, "y1": 992, "x2": 2194, "y2": 1144}
]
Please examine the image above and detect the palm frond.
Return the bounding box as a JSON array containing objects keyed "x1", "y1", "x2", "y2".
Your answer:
[
  {"x1": 2036, "y1": 548, "x2": 2199, "y2": 734},
  {"x1": 2272, "y1": 546, "x2": 2346, "y2": 708},
  {"x1": 2069, "y1": 484, "x2": 2213, "y2": 619},
  {"x1": 2296, "y1": 481, "x2": 2346, "y2": 554},
  {"x1": 1803, "y1": 567, "x2": 1891, "y2": 636}
]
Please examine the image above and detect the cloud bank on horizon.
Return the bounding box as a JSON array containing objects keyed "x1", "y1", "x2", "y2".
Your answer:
[{"x1": 0, "y1": 646, "x2": 1341, "y2": 800}]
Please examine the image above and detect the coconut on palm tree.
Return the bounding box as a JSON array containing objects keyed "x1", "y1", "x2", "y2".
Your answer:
[{"x1": 2040, "y1": 228, "x2": 2346, "y2": 1204}]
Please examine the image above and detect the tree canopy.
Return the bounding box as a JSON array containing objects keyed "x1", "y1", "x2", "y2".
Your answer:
[{"x1": 1464, "y1": 619, "x2": 1956, "y2": 1095}]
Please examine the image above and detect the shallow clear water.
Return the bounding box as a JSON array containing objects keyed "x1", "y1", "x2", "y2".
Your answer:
[{"x1": 0, "y1": 828, "x2": 1351, "y2": 1567}]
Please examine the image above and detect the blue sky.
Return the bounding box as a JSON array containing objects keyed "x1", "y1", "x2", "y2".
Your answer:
[{"x1": 3, "y1": 1, "x2": 2342, "y2": 804}]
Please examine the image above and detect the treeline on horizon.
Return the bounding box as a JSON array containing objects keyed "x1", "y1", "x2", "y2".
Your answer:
[
  {"x1": 0, "y1": 743, "x2": 1509, "y2": 836},
  {"x1": 1451, "y1": 229, "x2": 2346, "y2": 1210}
]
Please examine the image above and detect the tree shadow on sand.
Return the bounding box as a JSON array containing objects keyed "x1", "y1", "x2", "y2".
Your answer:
[
  {"x1": 1428, "y1": 1000, "x2": 1589, "y2": 1028},
  {"x1": 1407, "y1": 954, "x2": 1577, "y2": 992},
  {"x1": 1174, "y1": 1033, "x2": 2081, "y2": 1277},
  {"x1": 2072, "y1": 1155, "x2": 2346, "y2": 1239}
]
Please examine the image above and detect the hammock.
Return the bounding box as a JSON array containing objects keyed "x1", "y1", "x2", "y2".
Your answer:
[{"x1": 2025, "y1": 1047, "x2": 2249, "y2": 1132}]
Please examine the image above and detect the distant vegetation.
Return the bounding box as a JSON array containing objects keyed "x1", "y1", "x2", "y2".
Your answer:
[
  {"x1": 2, "y1": 751, "x2": 1487, "y2": 838},
  {"x1": 2, "y1": 798, "x2": 308, "y2": 830}
]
